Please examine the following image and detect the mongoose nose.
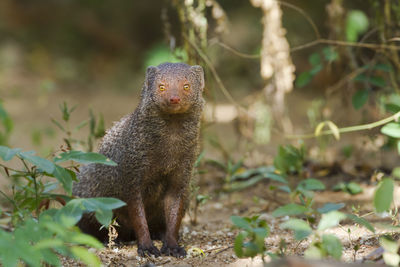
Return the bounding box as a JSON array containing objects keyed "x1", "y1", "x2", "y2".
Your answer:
[{"x1": 170, "y1": 96, "x2": 181, "y2": 104}]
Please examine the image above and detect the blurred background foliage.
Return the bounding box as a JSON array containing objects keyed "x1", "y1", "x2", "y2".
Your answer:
[{"x1": 0, "y1": 0, "x2": 399, "y2": 165}]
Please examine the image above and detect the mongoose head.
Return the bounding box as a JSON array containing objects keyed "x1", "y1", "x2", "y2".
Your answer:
[{"x1": 144, "y1": 62, "x2": 205, "y2": 114}]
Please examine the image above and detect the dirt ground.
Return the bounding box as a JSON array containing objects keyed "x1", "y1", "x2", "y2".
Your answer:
[
  {"x1": 59, "y1": 174, "x2": 398, "y2": 267},
  {"x1": 2, "y1": 69, "x2": 400, "y2": 266}
]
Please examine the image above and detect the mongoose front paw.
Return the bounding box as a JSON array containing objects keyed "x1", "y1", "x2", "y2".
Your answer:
[
  {"x1": 137, "y1": 244, "x2": 161, "y2": 257},
  {"x1": 161, "y1": 244, "x2": 186, "y2": 258}
]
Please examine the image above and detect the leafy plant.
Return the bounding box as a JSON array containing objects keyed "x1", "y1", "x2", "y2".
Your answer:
[
  {"x1": 273, "y1": 143, "x2": 306, "y2": 176},
  {"x1": 231, "y1": 215, "x2": 271, "y2": 260},
  {"x1": 0, "y1": 99, "x2": 13, "y2": 146},
  {"x1": 225, "y1": 165, "x2": 287, "y2": 192},
  {"x1": 333, "y1": 182, "x2": 363, "y2": 195},
  {"x1": 0, "y1": 145, "x2": 125, "y2": 266},
  {"x1": 295, "y1": 46, "x2": 338, "y2": 88},
  {"x1": 51, "y1": 102, "x2": 105, "y2": 151}
]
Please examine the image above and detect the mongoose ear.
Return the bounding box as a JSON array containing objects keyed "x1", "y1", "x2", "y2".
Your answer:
[
  {"x1": 191, "y1": 65, "x2": 205, "y2": 91},
  {"x1": 145, "y1": 66, "x2": 158, "y2": 88}
]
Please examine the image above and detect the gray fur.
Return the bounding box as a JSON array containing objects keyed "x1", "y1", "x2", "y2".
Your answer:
[{"x1": 73, "y1": 62, "x2": 205, "y2": 247}]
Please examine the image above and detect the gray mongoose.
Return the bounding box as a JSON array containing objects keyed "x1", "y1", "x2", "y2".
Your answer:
[{"x1": 72, "y1": 62, "x2": 205, "y2": 258}]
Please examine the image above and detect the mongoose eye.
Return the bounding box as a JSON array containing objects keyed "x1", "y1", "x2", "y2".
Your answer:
[
  {"x1": 183, "y1": 84, "x2": 190, "y2": 90},
  {"x1": 159, "y1": 84, "x2": 166, "y2": 91}
]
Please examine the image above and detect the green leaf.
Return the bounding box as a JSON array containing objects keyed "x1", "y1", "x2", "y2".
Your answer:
[
  {"x1": 309, "y1": 53, "x2": 321, "y2": 66},
  {"x1": 0, "y1": 146, "x2": 21, "y2": 161},
  {"x1": 295, "y1": 72, "x2": 313, "y2": 88},
  {"x1": 346, "y1": 182, "x2": 363, "y2": 195},
  {"x1": 392, "y1": 167, "x2": 400, "y2": 179},
  {"x1": 346, "y1": 10, "x2": 369, "y2": 42},
  {"x1": 70, "y1": 246, "x2": 101, "y2": 267},
  {"x1": 304, "y1": 244, "x2": 324, "y2": 260},
  {"x1": 234, "y1": 232, "x2": 247, "y2": 258},
  {"x1": 54, "y1": 151, "x2": 117, "y2": 166},
  {"x1": 322, "y1": 234, "x2": 342, "y2": 260},
  {"x1": 231, "y1": 216, "x2": 251, "y2": 231},
  {"x1": 280, "y1": 219, "x2": 312, "y2": 240},
  {"x1": 373, "y1": 63, "x2": 393, "y2": 72},
  {"x1": 81, "y1": 198, "x2": 127, "y2": 211},
  {"x1": 70, "y1": 233, "x2": 103, "y2": 249},
  {"x1": 374, "y1": 178, "x2": 394, "y2": 213},
  {"x1": 317, "y1": 203, "x2": 345, "y2": 214},
  {"x1": 52, "y1": 165, "x2": 74, "y2": 195},
  {"x1": 318, "y1": 211, "x2": 346, "y2": 230},
  {"x1": 322, "y1": 47, "x2": 338, "y2": 62},
  {"x1": 297, "y1": 178, "x2": 325, "y2": 191},
  {"x1": 380, "y1": 236, "x2": 399, "y2": 254},
  {"x1": 95, "y1": 209, "x2": 113, "y2": 227},
  {"x1": 381, "y1": 123, "x2": 400, "y2": 138},
  {"x1": 34, "y1": 239, "x2": 64, "y2": 250},
  {"x1": 346, "y1": 214, "x2": 375, "y2": 233},
  {"x1": 352, "y1": 89, "x2": 369, "y2": 110},
  {"x1": 264, "y1": 172, "x2": 288, "y2": 183},
  {"x1": 18, "y1": 151, "x2": 55, "y2": 173},
  {"x1": 272, "y1": 203, "x2": 308, "y2": 217}
]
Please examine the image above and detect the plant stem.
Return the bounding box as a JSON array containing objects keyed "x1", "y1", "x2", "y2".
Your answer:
[
  {"x1": 286, "y1": 111, "x2": 400, "y2": 139},
  {"x1": 31, "y1": 172, "x2": 40, "y2": 216}
]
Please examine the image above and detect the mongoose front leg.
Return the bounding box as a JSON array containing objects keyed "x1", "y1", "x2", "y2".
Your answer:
[
  {"x1": 129, "y1": 196, "x2": 161, "y2": 257},
  {"x1": 161, "y1": 190, "x2": 186, "y2": 258}
]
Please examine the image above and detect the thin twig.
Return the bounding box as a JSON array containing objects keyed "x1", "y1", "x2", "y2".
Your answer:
[
  {"x1": 183, "y1": 33, "x2": 246, "y2": 111},
  {"x1": 277, "y1": 0, "x2": 321, "y2": 39},
  {"x1": 286, "y1": 111, "x2": 400, "y2": 139},
  {"x1": 326, "y1": 67, "x2": 369, "y2": 96}
]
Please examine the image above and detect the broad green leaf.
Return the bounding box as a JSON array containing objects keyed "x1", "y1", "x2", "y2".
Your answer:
[
  {"x1": 383, "y1": 252, "x2": 400, "y2": 267},
  {"x1": 54, "y1": 151, "x2": 117, "y2": 166},
  {"x1": 346, "y1": 182, "x2": 363, "y2": 195},
  {"x1": 70, "y1": 233, "x2": 103, "y2": 249},
  {"x1": 317, "y1": 203, "x2": 345, "y2": 214},
  {"x1": 295, "y1": 72, "x2": 313, "y2": 88},
  {"x1": 297, "y1": 178, "x2": 325, "y2": 191},
  {"x1": 380, "y1": 236, "x2": 399, "y2": 254},
  {"x1": 70, "y1": 246, "x2": 101, "y2": 267},
  {"x1": 81, "y1": 198, "x2": 126, "y2": 211},
  {"x1": 352, "y1": 89, "x2": 369, "y2": 110},
  {"x1": 318, "y1": 211, "x2": 346, "y2": 230},
  {"x1": 0, "y1": 146, "x2": 21, "y2": 161},
  {"x1": 392, "y1": 167, "x2": 400, "y2": 179},
  {"x1": 40, "y1": 249, "x2": 61, "y2": 266},
  {"x1": 373, "y1": 63, "x2": 393, "y2": 72},
  {"x1": 264, "y1": 172, "x2": 288, "y2": 183},
  {"x1": 231, "y1": 216, "x2": 251, "y2": 231},
  {"x1": 95, "y1": 209, "x2": 113, "y2": 227},
  {"x1": 374, "y1": 178, "x2": 394, "y2": 213},
  {"x1": 323, "y1": 47, "x2": 338, "y2": 62},
  {"x1": 309, "y1": 53, "x2": 321, "y2": 66},
  {"x1": 52, "y1": 165, "x2": 74, "y2": 195},
  {"x1": 280, "y1": 219, "x2": 312, "y2": 240},
  {"x1": 57, "y1": 198, "x2": 125, "y2": 227},
  {"x1": 346, "y1": 10, "x2": 369, "y2": 42},
  {"x1": 272, "y1": 203, "x2": 308, "y2": 217},
  {"x1": 18, "y1": 151, "x2": 55, "y2": 173},
  {"x1": 234, "y1": 232, "x2": 247, "y2": 258},
  {"x1": 34, "y1": 239, "x2": 63, "y2": 250},
  {"x1": 381, "y1": 123, "x2": 400, "y2": 138},
  {"x1": 322, "y1": 234, "x2": 342, "y2": 260},
  {"x1": 304, "y1": 244, "x2": 324, "y2": 260},
  {"x1": 346, "y1": 214, "x2": 375, "y2": 233}
]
